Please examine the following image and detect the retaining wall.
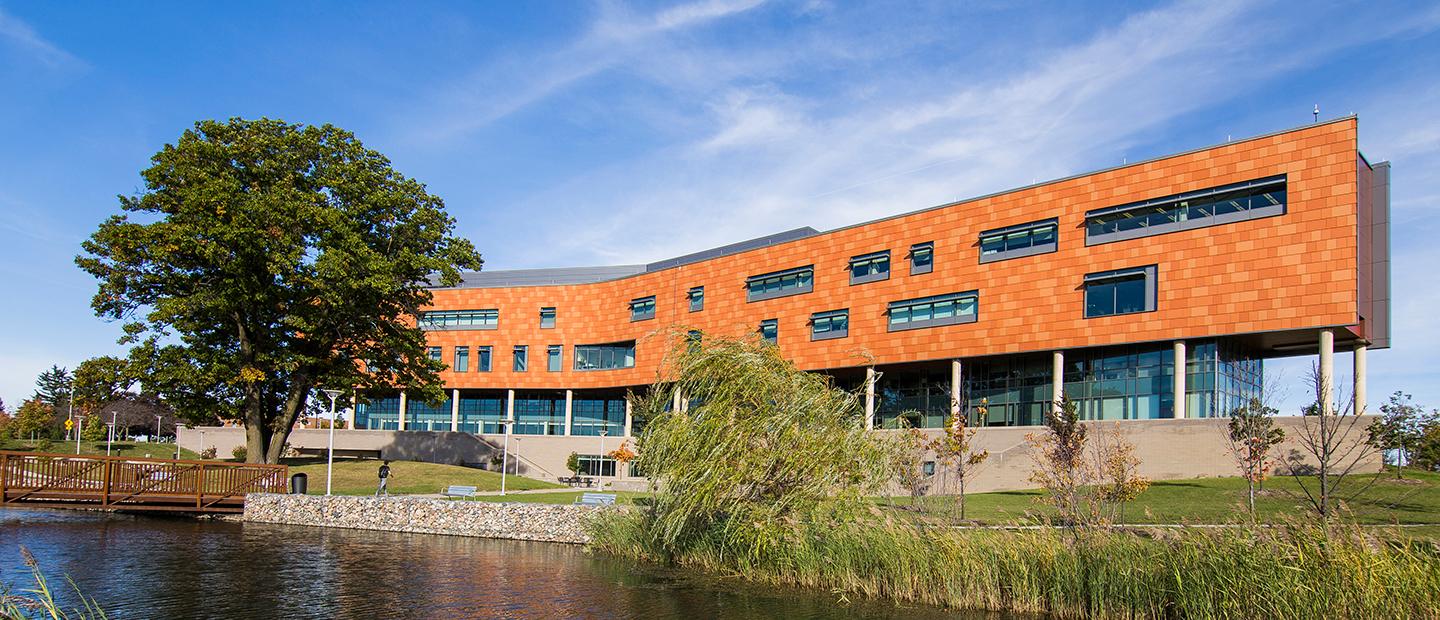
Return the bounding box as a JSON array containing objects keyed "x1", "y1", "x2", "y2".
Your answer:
[{"x1": 242, "y1": 494, "x2": 609, "y2": 544}]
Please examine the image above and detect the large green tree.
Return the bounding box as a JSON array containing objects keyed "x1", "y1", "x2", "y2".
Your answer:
[
  {"x1": 32, "y1": 365, "x2": 72, "y2": 408},
  {"x1": 71, "y1": 356, "x2": 136, "y2": 413},
  {"x1": 77, "y1": 118, "x2": 482, "y2": 463}
]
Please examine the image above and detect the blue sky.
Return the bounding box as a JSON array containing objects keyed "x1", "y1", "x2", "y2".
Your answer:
[{"x1": 1, "y1": 0, "x2": 1438, "y2": 415}]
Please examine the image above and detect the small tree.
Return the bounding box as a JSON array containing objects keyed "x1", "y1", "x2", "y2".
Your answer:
[
  {"x1": 894, "y1": 426, "x2": 932, "y2": 508},
  {"x1": 1093, "y1": 426, "x2": 1149, "y2": 525},
  {"x1": 1413, "y1": 420, "x2": 1440, "y2": 472},
  {"x1": 1227, "y1": 397, "x2": 1285, "y2": 518},
  {"x1": 566, "y1": 452, "x2": 582, "y2": 476},
  {"x1": 1368, "y1": 391, "x2": 1426, "y2": 477},
  {"x1": 930, "y1": 411, "x2": 988, "y2": 520},
  {"x1": 1027, "y1": 397, "x2": 1096, "y2": 526},
  {"x1": 11, "y1": 399, "x2": 58, "y2": 442},
  {"x1": 1284, "y1": 364, "x2": 1381, "y2": 522},
  {"x1": 81, "y1": 416, "x2": 106, "y2": 442}
]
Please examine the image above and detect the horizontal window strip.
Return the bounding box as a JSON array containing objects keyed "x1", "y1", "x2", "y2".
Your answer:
[
  {"x1": 746, "y1": 265, "x2": 814, "y2": 302},
  {"x1": 887, "y1": 291, "x2": 978, "y2": 332},
  {"x1": 419, "y1": 309, "x2": 499, "y2": 330},
  {"x1": 1086, "y1": 175, "x2": 1286, "y2": 245},
  {"x1": 979, "y1": 218, "x2": 1058, "y2": 263}
]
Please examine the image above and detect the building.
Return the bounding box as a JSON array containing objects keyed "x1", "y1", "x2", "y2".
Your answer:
[{"x1": 345, "y1": 116, "x2": 1389, "y2": 485}]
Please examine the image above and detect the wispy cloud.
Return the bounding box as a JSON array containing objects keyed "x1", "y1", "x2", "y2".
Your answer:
[
  {"x1": 0, "y1": 7, "x2": 81, "y2": 68},
  {"x1": 401, "y1": 0, "x2": 767, "y2": 143}
]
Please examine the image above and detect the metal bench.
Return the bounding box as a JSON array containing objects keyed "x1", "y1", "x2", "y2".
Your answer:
[
  {"x1": 574, "y1": 492, "x2": 616, "y2": 506},
  {"x1": 442, "y1": 485, "x2": 478, "y2": 498}
]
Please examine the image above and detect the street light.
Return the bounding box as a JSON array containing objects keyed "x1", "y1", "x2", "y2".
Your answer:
[
  {"x1": 106, "y1": 411, "x2": 117, "y2": 456},
  {"x1": 321, "y1": 389, "x2": 342, "y2": 496},
  {"x1": 598, "y1": 429, "x2": 609, "y2": 491},
  {"x1": 74, "y1": 415, "x2": 84, "y2": 455},
  {"x1": 155, "y1": 415, "x2": 163, "y2": 443},
  {"x1": 499, "y1": 417, "x2": 514, "y2": 496}
]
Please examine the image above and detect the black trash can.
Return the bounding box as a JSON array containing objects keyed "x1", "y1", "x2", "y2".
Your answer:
[{"x1": 289, "y1": 473, "x2": 308, "y2": 495}]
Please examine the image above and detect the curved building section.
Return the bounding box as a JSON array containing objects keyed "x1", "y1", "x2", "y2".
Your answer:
[{"x1": 360, "y1": 117, "x2": 1390, "y2": 452}]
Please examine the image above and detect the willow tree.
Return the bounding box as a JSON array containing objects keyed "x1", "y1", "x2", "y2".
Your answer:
[
  {"x1": 630, "y1": 333, "x2": 894, "y2": 555},
  {"x1": 76, "y1": 118, "x2": 481, "y2": 463}
]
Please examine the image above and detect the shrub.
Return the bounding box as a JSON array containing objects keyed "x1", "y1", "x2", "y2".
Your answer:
[
  {"x1": 35, "y1": 438, "x2": 54, "y2": 452},
  {"x1": 231, "y1": 445, "x2": 248, "y2": 461},
  {"x1": 199, "y1": 446, "x2": 217, "y2": 460}
]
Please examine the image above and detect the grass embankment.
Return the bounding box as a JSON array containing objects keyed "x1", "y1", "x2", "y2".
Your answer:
[
  {"x1": 0, "y1": 438, "x2": 200, "y2": 460},
  {"x1": 889, "y1": 469, "x2": 1440, "y2": 526},
  {"x1": 283, "y1": 458, "x2": 563, "y2": 496},
  {"x1": 591, "y1": 509, "x2": 1440, "y2": 618}
]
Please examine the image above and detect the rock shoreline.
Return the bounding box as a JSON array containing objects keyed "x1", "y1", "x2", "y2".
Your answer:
[{"x1": 242, "y1": 494, "x2": 610, "y2": 544}]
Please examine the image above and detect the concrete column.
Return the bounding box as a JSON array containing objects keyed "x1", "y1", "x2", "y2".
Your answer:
[
  {"x1": 864, "y1": 367, "x2": 877, "y2": 430},
  {"x1": 505, "y1": 389, "x2": 516, "y2": 424},
  {"x1": 450, "y1": 389, "x2": 460, "y2": 432},
  {"x1": 672, "y1": 388, "x2": 684, "y2": 413},
  {"x1": 950, "y1": 359, "x2": 962, "y2": 421},
  {"x1": 1051, "y1": 351, "x2": 1064, "y2": 414},
  {"x1": 1353, "y1": 343, "x2": 1368, "y2": 415},
  {"x1": 1173, "y1": 341, "x2": 1187, "y2": 419},
  {"x1": 564, "y1": 389, "x2": 574, "y2": 436},
  {"x1": 623, "y1": 398, "x2": 633, "y2": 437},
  {"x1": 397, "y1": 392, "x2": 408, "y2": 431},
  {"x1": 1319, "y1": 329, "x2": 1335, "y2": 415}
]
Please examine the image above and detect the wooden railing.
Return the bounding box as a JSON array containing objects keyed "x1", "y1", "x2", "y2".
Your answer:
[{"x1": 0, "y1": 451, "x2": 288, "y2": 513}]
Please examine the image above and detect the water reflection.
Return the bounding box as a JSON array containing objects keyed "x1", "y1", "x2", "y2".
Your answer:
[{"x1": 0, "y1": 509, "x2": 1012, "y2": 619}]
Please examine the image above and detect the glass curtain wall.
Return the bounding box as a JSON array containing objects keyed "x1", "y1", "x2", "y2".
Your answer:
[
  {"x1": 458, "y1": 391, "x2": 506, "y2": 434},
  {"x1": 406, "y1": 393, "x2": 453, "y2": 431},
  {"x1": 355, "y1": 394, "x2": 400, "y2": 430},
  {"x1": 875, "y1": 366, "x2": 951, "y2": 429},
  {"x1": 964, "y1": 354, "x2": 1052, "y2": 427},
  {"x1": 514, "y1": 392, "x2": 565, "y2": 435},
  {"x1": 571, "y1": 394, "x2": 626, "y2": 436}
]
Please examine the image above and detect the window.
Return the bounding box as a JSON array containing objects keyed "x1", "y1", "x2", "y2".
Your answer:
[
  {"x1": 688, "y1": 286, "x2": 704, "y2": 312},
  {"x1": 547, "y1": 345, "x2": 562, "y2": 372},
  {"x1": 477, "y1": 346, "x2": 492, "y2": 372},
  {"x1": 1084, "y1": 265, "x2": 1157, "y2": 318},
  {"x1": 427, "y1": 346, "x2": 443, "y2": 362},
  {"x1": 513, "y1": 345, "x2": 528, "y2": 372},
  {"x1": 923, "y1": 461, "x2": 936, "y2": 476},
  {"x1": 574, "y1": 342, "x2": 636, "y2": 371},
  {"x1": 1085, "y1": 175, "x2": 1286, "y2": 245},
  {"x1": 888, "y1": 291, "x2": 978, "y2": 331},
  {"x1": 686, "y1": 330, "x2": 702, "y2": 352},
  {"x1": 746, "y1": 266, "x2": 814, "y2": 302},
  {"x1": 979, "y1": 219, "x2": 1057, "y2": 263},
  {"x1": 576, "y1": 454, "x2": 617, "y2": 477},
  {"x1": 909, "y1": 242, "x2": 934, "y2": 275},
  {"x1": 848, "y1": 251, "x2": 890, "y2": 285},
  {"x1": 630, "y1": 296, "x2": 656, "y2": 322},
  {"x1": 454, "y1": 346, "x2": 469, "y2": 373},
  {"x1": 419, "y1": 309, "x2": 498, "y2": 330},
  {"x1": 810, "y1": 309, "x2": 849, "y2": 341},
  {"x1": 570, "y1": 397, "x2": 626, "y2": 436},
  {"x1": 540, "y1": 307, "x2": 556, "y2": 329},
  {"x1": 759, "y1": 319, "x2": 778, "y2": 344}
]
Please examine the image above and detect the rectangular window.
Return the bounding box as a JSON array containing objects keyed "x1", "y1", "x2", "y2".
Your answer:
[
  {"x1": 547, "y1": 345, "x2": 562, "y2": 372},
  {"x1": 576, "y1": 454, "x2": 617, "y2": 477},
  {"x1": 629, "y1": 296, "x2": 656, "y2": 322},
  {"x1": 454, "y1": 346, "x2": 470, "y2": 373},
  {"x1": 979, "y1": 219, "x2": 1058, "y2": 263},
  {"x1": 427, "y1": 346, "x2": 443, "y2": 362},
  {"x1": 810, "y1": 309, "x2": 849, "y2": 341},
  {"x1": 746, "y1": 266, "x2": 814, "y2": 302},
  {"x1": 418, "y1": 309, "x2": 499, "y2": 330},
  {"x1": 540, "y1": 307, "x2": 556, "y2": 329},
  {"x1": 1085, "y1": 175, "x2": 1286, "y2": 245},
  {"x1": 686, "y1": 330, "x2": 702, "y2": 352},
  {"x1": 477, "y1": 346, "x2": 492, "y2": 372},
  {"x1": 848, "y1": 251, "x2": 890, "y2": 285},
  {"x1": 759, "y1": 318, "x2": 778, "y2": 344},
  {"x1": 909, "y1": 242, "x2": 934, "y2": 275},
  {"x1": 1084, "y1": 265, "x2": 1157, "y2": 318},
  {"x1": 688, "y1": 286, "x2": 704, "y2": 312},
  {"x1": 888, "y1": 291, "x2": 979, "y2": 332},
  {"x1": 573, "y1": 341, "x2": 637, "y2": 371},
  {"x1": 513, "y1": 345, "x2": 528, "y2": 372}
]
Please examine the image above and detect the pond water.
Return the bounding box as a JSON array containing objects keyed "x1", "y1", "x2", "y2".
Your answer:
[{"x1": 0, "y1": 508, "x2": 1018, "y2": 619}]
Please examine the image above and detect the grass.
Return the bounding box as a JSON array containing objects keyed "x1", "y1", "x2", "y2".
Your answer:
[
  {"x1": 282, "y1": 458, "x2": 564, "y2": 496},
  {"x1": 884, "y1": 469, "x2": 1440, "y2": 526},
  {"x1": 0, "y1": 438, "x2": 200, "y2": 461}
]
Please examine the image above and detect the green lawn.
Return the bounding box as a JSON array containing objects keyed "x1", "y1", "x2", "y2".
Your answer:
[
  {"x1": 886, "y1": 469, "x2": 1440, "y2": 526},
  {"x1": 0, "y1": 438, "x2": 200, "y2": 461},
  {"x1": 284, "y1": 458, "x2": 564, "y2": 496}
]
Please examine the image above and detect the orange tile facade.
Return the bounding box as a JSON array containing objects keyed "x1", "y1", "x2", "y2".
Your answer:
[{"x1": 423, "y1": 119, "x2": 1366, "y2": 391}]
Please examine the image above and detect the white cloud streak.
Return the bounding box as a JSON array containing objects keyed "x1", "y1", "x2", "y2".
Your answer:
[{"x1": 0, "y1": 7, "x2": 81, "y2": 68}]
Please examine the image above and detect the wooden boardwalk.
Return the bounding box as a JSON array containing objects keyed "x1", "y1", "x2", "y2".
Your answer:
[{"x1": 0, "y1": 451, "x2": 288, "y2": 514}]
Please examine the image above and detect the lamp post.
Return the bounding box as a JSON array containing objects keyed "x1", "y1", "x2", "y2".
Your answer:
[
  {"x1": 499, "y1": 417, "x2": 514, "y2": 496},
  {"x1": 75, "y1": 415, "x2": 83, "y2": 455},
  {"x1": 321, "y1": 389, "x2": 342, "y2": 496},
  {"x1": 598, "y1": 429, "x2": 608, "y2": 491},
  {"x1": 106, "y1": 411, "x2": 117, "y2": 456}
]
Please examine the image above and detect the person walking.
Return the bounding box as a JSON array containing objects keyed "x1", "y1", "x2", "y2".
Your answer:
[{"x1": 375, "y1": 460, "x2": 391, "y2": 496}]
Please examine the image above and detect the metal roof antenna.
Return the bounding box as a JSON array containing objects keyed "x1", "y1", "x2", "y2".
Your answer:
[{"x1": 1313, "y1": 104, "x2": 1319, "y2": 123}]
